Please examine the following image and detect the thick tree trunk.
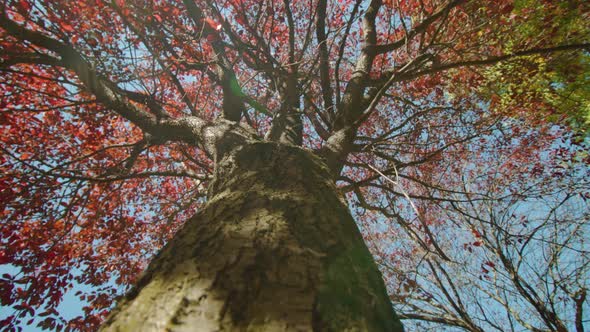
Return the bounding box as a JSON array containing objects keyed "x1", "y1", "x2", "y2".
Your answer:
[{"x1": 100, "y1": 142, "x2": 403, "y2": 331}]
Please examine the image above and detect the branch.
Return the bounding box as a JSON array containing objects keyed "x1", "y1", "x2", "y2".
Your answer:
[
  {"x1": 398, "y1": 312, "x2": 472, "y2": 330},
  {"x1": 430, "y1": 260, "x2": 484, "y2": 331},
  {"x1": 0, "y1": 13, "x2": 159, "y2": 133},
  {"x1": 319, "y1": 0, "x2": 382, "y2": 175},
  {"x1": 374, "y1": 0, "x2": 466, "y2": 54},
  {"x1": 375, "y1": 43, "x2": 590, "y2": 85},
  {"x1": 334, "y1": 0, "x2": 362, "y2": 108},
  {"x1": 316, "y1": 0, "x2": 335, "y2": 119},
  {"x1": 335, "y1": 0, "x2": 382, "y2": 130},
  {"x1": 303, "y1": 93, "x2": 330, "y2": 140},
  {"x1": 0, "y1": 12, "x2": 254, "y2": 154},
  {"x1": 283, "y1": 0, "x2": 296, "y2": 68},
  {"x1": 0, "y1": 52, "x2": 62, "y2": 68},
  {"x1": 182, "y1": 0, "x2": 246, "y2": 121},
  {"x1": 55, "y1": 170, "x2": 210, "y2": 182},
  {"x1": 264, "y1": 0, "x2": 303, "y2": 146},
  {"x1": 423, "y1": 43, "x2": 590, "y2": 75},
  {"x1": 574, "y1": 288, "x2": 586, "y2": 332},
  {"x1": 110, "y1": 1, "x2": 198, "y2": 116}
]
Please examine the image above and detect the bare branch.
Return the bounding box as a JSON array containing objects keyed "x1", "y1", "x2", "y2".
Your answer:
[{"x1": 374, "y1": 0, "x2": 466, "y2": 54}]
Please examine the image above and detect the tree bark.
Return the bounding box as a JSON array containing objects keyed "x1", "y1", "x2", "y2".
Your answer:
[{"x1": 100, "y1": 142, "x2": 403, "y2": 331}]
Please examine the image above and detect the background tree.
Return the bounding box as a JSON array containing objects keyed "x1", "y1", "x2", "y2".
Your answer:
[
  {"x1": 0, "y1": 0, "x2": 588, "y2": 331},
  {"x1": 367, "y1": 120, "x2": 590, "y2": 331}
]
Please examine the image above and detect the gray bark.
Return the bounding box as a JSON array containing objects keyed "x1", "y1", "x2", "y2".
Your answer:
[{"x1": 100, "y1": 142, "x2": 403, "y2": 331}]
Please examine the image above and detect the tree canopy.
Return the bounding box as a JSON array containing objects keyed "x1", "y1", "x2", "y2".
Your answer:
[{"x1": 0, "y1": 0, "x2": 588, "y2": 330}]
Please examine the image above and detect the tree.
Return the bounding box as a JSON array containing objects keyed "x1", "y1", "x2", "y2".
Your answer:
[
  {"x1": 367, "y1": 121, "x2": 590, "y2": 331},
  {"x1": 0, "y1": 0, "x2": 588, "y2": 331}
]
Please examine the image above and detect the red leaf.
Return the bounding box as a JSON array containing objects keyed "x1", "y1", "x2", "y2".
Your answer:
[
  {"x1": 20, "y1": 152, "x2": 33, "y2": 160},
  {"x1": 204, "y1": 18, "x2": 222, "y2": 31},
  {"x1": 60, "y1": 23, "x2": 75, "y2": 32},
  {"x1": 17, "y1": 0, "x2": 32, "y2": 12},
  {"x1": 0, "y1": 251, "x2": 9, "y2": 265}
]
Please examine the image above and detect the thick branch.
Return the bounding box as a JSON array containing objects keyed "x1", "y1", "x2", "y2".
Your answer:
[
  {"x1": 574, "y1": 288, "x2": 586, "y2": 332},
  {"x1": 316, "y1": 0, "x2": 335, "y2": 119},
  {"x1": 265, "y1": 0, "x2": 303, "y2": 146},
  {"x1": 334, "y1": 0, "x2": 362, "y2": 108},
  {"x1": 0, "y1": 52, "x2": 62, "y2": 68},
  {"x1": 0, "y1": 14, "x2": 159, "y2": 133},
  {"x1": 320, "y1": 0, "x2": 382, "y2": 175},
  {"x1": 335, "y1": 0, "x2": 381, "y2": 131},
  {"x1": 0, "y1": 14, "x2": 260, "y2": 157}
]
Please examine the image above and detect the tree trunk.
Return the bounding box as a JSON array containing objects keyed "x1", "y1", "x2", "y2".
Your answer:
[{"x1": 100, "y1": 142, "x2": 403, "y2": 331}]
